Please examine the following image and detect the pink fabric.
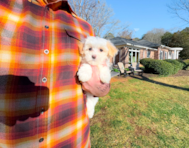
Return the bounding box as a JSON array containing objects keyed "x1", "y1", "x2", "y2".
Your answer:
[{"x1": 81, "y1": 65, "x2": 110, "y2": 97}]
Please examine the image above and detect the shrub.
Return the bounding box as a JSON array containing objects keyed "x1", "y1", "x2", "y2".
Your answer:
[
  {"x1": 183, "y1": 59, "x2": 189, "y2": 70},
  {"x1": 113, "y1": 68, "x2": 120, "y2": 73},
  {"x1": 164, "y1": 59, "x2": 181, "y2": 74},
  {"x1": 149, "y1": 60, "x2": 174, "y2": 76},
  {"x1": 177, "y1": 59, "x2": 189, "y2": 70},
  {"x1": 176, "y1": 59, "x2": 186, "y2": 70},
  {"x1": 184, "y1": 59, "x2": 189, "y2": 65},
  {"x1": 164, "y1": 59, "x2": 183, "y2": 70},
  {"x1": 140, "y1": 58, "x2": 154, "y2": 73}
]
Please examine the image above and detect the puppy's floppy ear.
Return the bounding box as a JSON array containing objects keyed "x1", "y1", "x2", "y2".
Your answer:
[
  {"x1": 78, "y1": 41, "x2": 84, "y2": 55},
  {"x1": 107, "y1": 40, "x2": 118, "y2": 57}
]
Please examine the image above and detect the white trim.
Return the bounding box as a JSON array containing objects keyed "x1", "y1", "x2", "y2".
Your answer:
[
  {"x1": 129, "y1": 49, "x2": 140, "y2": 52},
  {"x1": 168, "y1": 51, "x2": 172, "y2": 59},
  {"x1": 135, "y1": 51, "x2": 137, "y2": 62},
  {"x1": 177, "y1": 51, "x2": 180, "y2": 59},
  {"x1": 115, "y1": 43, "x2": 157, "y2": 51},
  {"x1": 160, "y1": 46, "x2": 183, "y2": 59},
  {"x1": 170, "y1": 47, "x2": 183, "y2": 51},
  {"x1": 160, "y1": 45, "x2": 171, "y2": 49}
]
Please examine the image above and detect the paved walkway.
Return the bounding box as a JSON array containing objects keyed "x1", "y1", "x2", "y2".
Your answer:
[{"x1": 111, "y1": 71, "x2": 119, "y2": 77}]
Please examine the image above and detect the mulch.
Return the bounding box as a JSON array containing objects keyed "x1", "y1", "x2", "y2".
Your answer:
[
  {"x1": 170, "y1": 70, "x2": 189, "y2": 77},
  {"x1": 110, "y1": 76, "x2": 131, "y2": 83}
]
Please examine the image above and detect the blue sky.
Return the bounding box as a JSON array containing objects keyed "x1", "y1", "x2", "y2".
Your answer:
[{"x1": 105, "y1": 0, "x2": 188, "y2": 39}]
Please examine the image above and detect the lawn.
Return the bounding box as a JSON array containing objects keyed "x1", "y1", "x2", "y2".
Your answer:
[{"x1": 90, "y1": 76, "x2": 189, "y2": 148}]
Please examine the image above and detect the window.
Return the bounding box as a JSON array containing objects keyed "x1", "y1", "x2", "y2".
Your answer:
[
  {"x1": 147, "y1": 51, "x2": 151, "y2": 58},
  {"x1": 160, "y1": 51, "x2": 163, "y2": 60},
  {"x1": 163, "y1": 51, "x2": 165, "y2": 59},
  {"x1": 165, "y1": 52, "x2": 167, "y2": 59}
]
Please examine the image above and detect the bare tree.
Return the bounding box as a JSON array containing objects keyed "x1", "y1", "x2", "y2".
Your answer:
[
  {"x1": 117, "y1": 25, "x2": 134, "y2": 39},
  {"x1": 68, "y1": 0, "x2": 124, "y2": 37},
  {"x1": 168, "y1": 0, "x2": 189, "y2": 23},
  {"x1": 142, "y1": 28, "x2": 166, "y2": 44}
]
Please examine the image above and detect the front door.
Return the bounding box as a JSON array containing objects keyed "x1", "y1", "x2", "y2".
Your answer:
[{"x1": 129, "y1": 48, "x2": 140, "y2": 64}]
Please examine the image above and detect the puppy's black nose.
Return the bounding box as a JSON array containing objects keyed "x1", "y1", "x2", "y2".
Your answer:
[{"x1": 92, "y1": 55, "x2": 96, "y2": 59}]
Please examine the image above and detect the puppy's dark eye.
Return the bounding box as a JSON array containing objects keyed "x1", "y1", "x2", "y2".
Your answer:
[
  {"x1": 89, "y1": 48, "x2": 92, "y2": 51},
  {"x1": 100, "y1": 49, "x2": 103, "y2": 52}
]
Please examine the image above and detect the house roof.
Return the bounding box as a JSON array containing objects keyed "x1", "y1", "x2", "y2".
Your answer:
[
  {"x1": 110, "y1": 37, "x2": 160, "y2": 49},
  {"x1": 110, "y1": 37, "x2": 137, "y2": 46},
  {"x1": 136, "y1": 40, "x2": 160, "y2": 48},
  {"x1": 110, "y1": 37, "x2": 183, "y2": 52}
]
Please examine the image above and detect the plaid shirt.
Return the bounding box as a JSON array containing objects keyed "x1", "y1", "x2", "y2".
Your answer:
[{"x1": 0, "y1": 0, "x2": 94, "y2": 147}]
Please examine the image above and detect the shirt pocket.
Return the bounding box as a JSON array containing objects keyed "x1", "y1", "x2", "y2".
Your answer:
[
  {"x1": 63, "y1": 27, "x2": 88, "y2": 65},
  {"x1": 64, "y1": 26, "x2": 87, "y2": 42}
]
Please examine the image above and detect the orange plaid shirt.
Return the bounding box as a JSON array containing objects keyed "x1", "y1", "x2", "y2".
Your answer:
[{"x1": 0, "y1": 0, "x2": 94, "y2": 147}]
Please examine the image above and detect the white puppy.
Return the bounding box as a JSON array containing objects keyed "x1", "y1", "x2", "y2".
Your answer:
[{"x1": 77, "y1": 36, "x2": 118, "y2": 118}]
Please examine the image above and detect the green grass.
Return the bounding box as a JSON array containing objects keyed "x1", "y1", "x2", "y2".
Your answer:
[{"x1": 90, "y1": 76, "x2": 189, "y2": 148}]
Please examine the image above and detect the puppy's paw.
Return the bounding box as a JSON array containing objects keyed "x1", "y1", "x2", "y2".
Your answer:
[
  {"x1": 77, "y1": 64, "x2": 92, "y2": 82},
  {"x1": 99, "y1": 67, "x2": 111, "y2": 83},
  {"x1": 87, "y1": 109, "x2": 95, "y2": 118}
]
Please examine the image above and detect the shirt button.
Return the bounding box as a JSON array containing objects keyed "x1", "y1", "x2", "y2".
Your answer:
[
  {"x1": 41, "y1": 108, "x2": 45, "y2": 114},
  {"x1": 39, "y1": 138, "x2": 44, "y2": 143},
  {"x1": 45, "y1": 25, "x2": 49, "y2": 29},
  {"x1": 44, "y1": 49, "x2": 49, "y2": 54},
  {"x1": 42, "y1": 77, "x2": 47, "y2": 83}
]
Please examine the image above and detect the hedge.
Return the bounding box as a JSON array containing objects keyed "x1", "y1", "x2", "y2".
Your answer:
[
  {"x1": 176, "y1": 59, "x2": 186, "y2": 70},
  {"x1": 140, "y1": 58, "x2": 176, "y2": 76},
  {"x1": 184, "y1": 59, "x2": 189, "y2": 65},
  {"x1": 164, "y1": 59, "x2": 182, "y2": 74},
  {"x1": 150, "y1": 60, "x2": 174, "y2": 76},
  {"x1": 164, "y1": 59, "x2": 183, "y2": 70},
  {"x1": 183, "y1": 59, "x2": 189, "y2": 70},
  {"x1": 140, "y1": 58, "x2": 154, "y2": 73}
]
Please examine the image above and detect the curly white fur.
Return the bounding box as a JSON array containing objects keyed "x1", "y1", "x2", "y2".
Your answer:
[{"x1": 77, "y1": 36, "x2": 117, "y2": 118}]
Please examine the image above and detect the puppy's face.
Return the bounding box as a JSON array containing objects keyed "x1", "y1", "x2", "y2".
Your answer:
[{"x1": 79, "y1": 36, "x2": 118, "y2": 65}]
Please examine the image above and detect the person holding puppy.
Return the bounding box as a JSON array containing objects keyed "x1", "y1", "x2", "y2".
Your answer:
[{"x1": 0, "y1": 0, "x2": 110, "y2": 147}]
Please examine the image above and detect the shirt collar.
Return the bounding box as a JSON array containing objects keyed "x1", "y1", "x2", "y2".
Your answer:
[{"x1": 29, "y1": 0, "x2": 77, "y2": 17}]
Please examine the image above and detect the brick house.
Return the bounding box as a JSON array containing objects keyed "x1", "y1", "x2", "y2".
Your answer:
[{"x1": 110, "y1": 37, "x2": 183, "y2": 67}]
